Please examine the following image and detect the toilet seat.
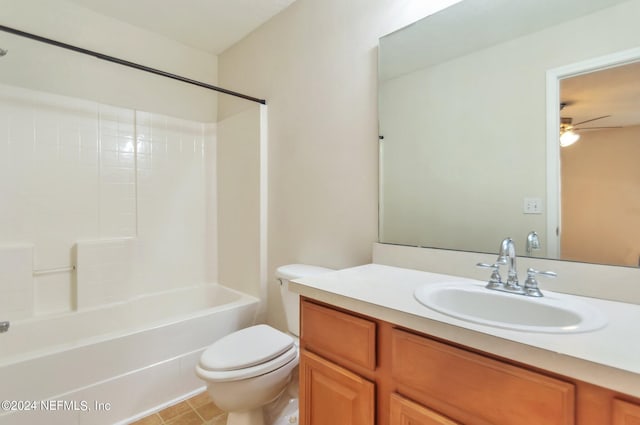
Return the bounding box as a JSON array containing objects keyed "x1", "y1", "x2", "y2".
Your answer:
[
  {"x1": 197, "y1": 346, "x2": 298, "y2": 382},
  {"x1": 197, "y1": 324, "x2": 298, "y2": 382}
]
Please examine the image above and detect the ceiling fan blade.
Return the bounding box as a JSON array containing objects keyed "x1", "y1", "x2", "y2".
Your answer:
[
  {"x1": 573, "y1": 115, "x2": 611, "y2": 126},
  {"x1": 575, "y1": 126, "x2": 622, "y2": 131}
]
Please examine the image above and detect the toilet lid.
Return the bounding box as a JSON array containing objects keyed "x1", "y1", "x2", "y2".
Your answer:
[{"x1": 199, "y1": 324, "x2": 295, "y2": 371}]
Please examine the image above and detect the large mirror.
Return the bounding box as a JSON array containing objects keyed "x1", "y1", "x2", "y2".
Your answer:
[{"x1": 378, "y1": 0, "x2": 640, "y2": 267}]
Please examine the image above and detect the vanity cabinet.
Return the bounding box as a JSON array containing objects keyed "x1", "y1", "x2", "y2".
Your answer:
[
  {"x1": 299, "y1": 298, "x2": 640, "y2": 425},
  {"x1": 613, "y1": 399, "x2": 640, "y2": 425}
]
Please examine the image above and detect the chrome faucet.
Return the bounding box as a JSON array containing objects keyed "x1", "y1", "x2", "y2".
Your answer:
[
  {"x1": 497, "y1": 237, "x2": 519, "y2": 291},
  {"x1": 526, "y1": 231, "x2": 541, "y2": 256},
  {"x1": 477, "y1": 237, "x2": 556, "y2": 297},
  {"x1": 0, "y1": 321, "x2": 9, "y2": 333}
]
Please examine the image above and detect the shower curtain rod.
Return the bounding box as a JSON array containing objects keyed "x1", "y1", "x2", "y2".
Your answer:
[{"x1": 0, "y1": 24, "x2": 266, "y2": 105}]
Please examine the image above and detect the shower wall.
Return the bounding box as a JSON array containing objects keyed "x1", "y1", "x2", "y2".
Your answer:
[
  {"x1": 0, "y1": 0, "x2": 225, "y2": 321},
  {"x1": 0, "y1": 0, "x2": 272, "y2": 324},
  {"x1": 0, "y1": 84, "x2": 217, "y2": 319}
]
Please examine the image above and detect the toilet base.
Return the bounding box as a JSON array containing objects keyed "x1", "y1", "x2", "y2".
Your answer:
[
  {"x1": 227, "y1": 409, "x2": 265, "y2": 425},
  {"x1": 264, "y1": 377, "x2": 299, "y2": 425},
  {"x1": 268, "y1": 398, "x2": 298, "y2": 425}
]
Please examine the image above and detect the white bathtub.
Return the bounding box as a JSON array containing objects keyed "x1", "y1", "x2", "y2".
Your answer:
[{"x1": 0, "y1": 284, "x2": 260, "y2": 425}]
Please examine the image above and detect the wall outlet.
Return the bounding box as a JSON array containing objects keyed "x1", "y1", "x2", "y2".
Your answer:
[{"x1": 523, "y1": 198, "x2": 543, "y2": 214}]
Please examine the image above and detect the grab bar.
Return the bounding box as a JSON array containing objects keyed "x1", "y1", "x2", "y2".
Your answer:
[
  {"x1": 0, "y1": 321, "x2": 9, "y2": 333},
  {"x1": 32, "y1": 265, "x2": 76, "y2": 276}
]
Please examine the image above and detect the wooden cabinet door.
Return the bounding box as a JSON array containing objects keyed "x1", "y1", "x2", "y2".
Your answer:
[
  {"x1": 300, "y1": 350, "x2": 374, "y2": 425},
  {"x1": 613, "y1": 399, "x2": 640, "y2": 425},
  {"x1": 390, "y1": 393, "x2": 462, "y2": 425}
]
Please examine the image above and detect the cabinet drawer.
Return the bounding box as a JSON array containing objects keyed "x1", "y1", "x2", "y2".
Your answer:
[
  {"x1": 301, "y1": 300, "x2": 376, "y2": 371},
  {"x1": 391, "y1": 329, "x2": 575, "y2": 425},
  {"x1": 390, "y1": 393, "x2": 461, "y2": 425}
]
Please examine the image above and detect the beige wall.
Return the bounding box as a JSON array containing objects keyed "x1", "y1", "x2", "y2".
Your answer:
[
  {"x1": 218, "y1": 0, "x2": 462, "y2": 329},
  {"x1": 217, "y1": 104, "x2": 263, "y2": 298},
  {"x1": 561, "y1": 125, "x2": 640, "y2": 267}
]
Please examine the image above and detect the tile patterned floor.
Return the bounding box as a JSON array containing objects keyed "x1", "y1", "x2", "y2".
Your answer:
[{"x1": 130, "y1": 391, "x2": 227, "y2": 425}]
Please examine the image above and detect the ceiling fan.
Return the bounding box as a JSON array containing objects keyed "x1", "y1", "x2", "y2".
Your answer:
[
  {"x1": 561, "y1": 115, "x2": 622, "y2": 132},
  {"x1": 559, "y1": 103, "x2": 623, "y2": 146}
]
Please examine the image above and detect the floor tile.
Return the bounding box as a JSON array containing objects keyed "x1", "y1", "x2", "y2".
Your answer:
[
  {"x1": 165, "y1": 410, "x2": 204, "y2": 425},
  {"x1": 186, "y1": 391, "x2": 212, "y2": 409},
  {"x1": 205, "y1": 414, "x2": 228, "y2": 425},
  {"x1": 158, "y1": 401, "x2": 193, "y2": 422},
  {"x1": 195, "y1": 402, "x2": 224, "y2": 421},
  {"x1": 129, "y1": 414, "x2": 164, "y2": 425},
  {"x1": 134, "y1": 392, "x2": 227, "y2": 425}
]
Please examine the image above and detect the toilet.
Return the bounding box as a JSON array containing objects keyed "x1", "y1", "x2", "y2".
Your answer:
[{"x1": 195, "y1": 264, "x2": 333, "y2": 425}]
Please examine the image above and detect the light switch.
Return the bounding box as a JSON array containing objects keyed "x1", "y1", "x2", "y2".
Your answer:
[{"x1": 524, "y1": 198, "x2": 543, "y2": 214}]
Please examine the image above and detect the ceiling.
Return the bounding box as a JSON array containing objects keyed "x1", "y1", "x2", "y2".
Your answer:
[
  {"x1": 68, "y1": 0, "x2": 297, "y2": 54},
  {"x1": 379, "y1": 0, "x2": 627, "y2": 82},
  {"x1": 561, "y1": 60, "x2": 640, "y2": 131}
]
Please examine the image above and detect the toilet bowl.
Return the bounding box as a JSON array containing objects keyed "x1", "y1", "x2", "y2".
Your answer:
[
  {"x1": 195, "y1": 264, "x2": 333, "y2": 425},
  {"x1": 195, "y1": 324, "x2": 299, "y2": 425}
]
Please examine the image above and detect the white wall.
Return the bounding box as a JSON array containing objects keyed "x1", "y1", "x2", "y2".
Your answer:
[{"x1": 218, "y1": 0, "x2": 462, "y2": 330}]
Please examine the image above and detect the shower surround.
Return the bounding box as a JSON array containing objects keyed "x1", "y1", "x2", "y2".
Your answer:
[
  {"x1": 0, "y1": 83, "x2": 217, "y2": 318},
  {"x1": 0, "y1": 83, "x2": 249, "y2": 424}
]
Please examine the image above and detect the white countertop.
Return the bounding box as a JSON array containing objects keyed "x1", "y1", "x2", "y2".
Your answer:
[{"x1": 290, "y1": 263, "x2": 640, "y2": 397}]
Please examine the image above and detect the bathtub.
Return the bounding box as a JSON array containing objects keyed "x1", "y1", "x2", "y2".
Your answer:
[{"x1": 0, "y1": 284, "x2": 260, "y2": 425}]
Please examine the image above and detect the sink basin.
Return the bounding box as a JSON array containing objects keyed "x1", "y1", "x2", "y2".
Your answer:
[{"x1": 414, "y1": 282, "x2": 607, "y2": 333}]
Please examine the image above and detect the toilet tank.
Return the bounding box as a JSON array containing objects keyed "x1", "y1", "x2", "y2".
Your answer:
[{"x1": 275, "y1": 264, "x2": 333, "y2": 336}]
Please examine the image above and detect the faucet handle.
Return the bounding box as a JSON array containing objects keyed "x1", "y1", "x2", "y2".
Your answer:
[
  {"x1": 523, "y1": 268, "x2": 557, "y2": 297},
  {"x1": 476, "y1": 262, "x2": 503, "y2": 289},
  {"x1": 527, "y1": 268, "x2": 557, "y2": 278}
]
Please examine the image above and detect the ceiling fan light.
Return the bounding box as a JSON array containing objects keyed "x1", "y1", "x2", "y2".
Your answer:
[{"x1": 560, "y1": 130, "x2": 580, "y2": 147}]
